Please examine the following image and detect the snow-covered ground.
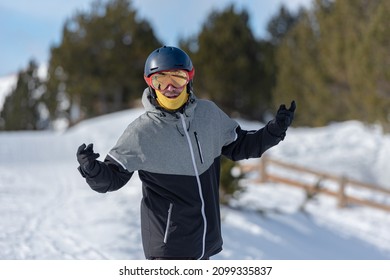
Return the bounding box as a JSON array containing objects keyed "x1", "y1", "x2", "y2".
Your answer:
[{"x1": 1, "y1": 106, "x2": 390, "y2": 260}]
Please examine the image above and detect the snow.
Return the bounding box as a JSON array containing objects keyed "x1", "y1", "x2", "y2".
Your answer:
[
  {"x1": 0, "y1": 74, "x2": 17, "y2": 110},
  {"x1": 1, "y1": 102, "x2": 390, "y2": 260}
]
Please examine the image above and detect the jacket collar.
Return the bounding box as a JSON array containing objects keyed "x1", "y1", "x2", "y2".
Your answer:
[{"x1": 141, "y1": 88, "x2": 197, "y2": 122}]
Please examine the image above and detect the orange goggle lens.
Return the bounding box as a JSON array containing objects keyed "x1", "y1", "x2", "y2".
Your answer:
[{"x1": 150, "y1": 70, "x2": 189, "y2": 90}]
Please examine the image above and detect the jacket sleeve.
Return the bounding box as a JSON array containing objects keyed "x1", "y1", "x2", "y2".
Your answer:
[
  {"x1": 78, "y1": 154, "x2": 133, "y2": 193},
  {"x1": 221, "y1": 124, "x2": 283, "y2": 161}
]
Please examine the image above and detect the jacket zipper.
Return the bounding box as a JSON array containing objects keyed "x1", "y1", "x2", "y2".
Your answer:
[
  {"x1": 194, "y1": 132, "x2": 204, "y2": 164},
  {"x1": 163, "y1": 203, "x2": 173, "y2": 244},
  {"x1": 180, "y1": 114, "x2": 207, "y2": 260}
]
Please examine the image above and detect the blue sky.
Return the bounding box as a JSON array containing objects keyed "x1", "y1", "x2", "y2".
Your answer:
[{"x1": 0, "y1": 0, "x2": 312, "y2": 76}]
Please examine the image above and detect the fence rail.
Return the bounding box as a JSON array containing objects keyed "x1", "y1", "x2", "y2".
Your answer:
[{"x1": 241, "y1": 156, "x2": 390, "y2": 212}]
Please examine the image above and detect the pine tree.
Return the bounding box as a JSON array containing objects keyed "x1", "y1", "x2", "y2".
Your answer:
[
  {"x1": 273, "y1": 0, "x2": 390, "y2": 128},
  {"x1": 266, "y1": 5, "x2": 301, "y2": 46},
  {"x1": 44, "y1": 0, "x2": 161, "y2": 124},
  {"x1": 181, "y1": 5, "x2": 271, "y2": 121},
  {"x1": 219, "y1": 156, "x2": 244, "y2": 205},
  {"x1": 0, "y1": 60, "x2": 47, "y2": 130}
]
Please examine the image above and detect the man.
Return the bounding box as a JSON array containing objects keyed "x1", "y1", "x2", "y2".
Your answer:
[{"x1": 77, "y1": 46, "x2": 295, "y2": 260}]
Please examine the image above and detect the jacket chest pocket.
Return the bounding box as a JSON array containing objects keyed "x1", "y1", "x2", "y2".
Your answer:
[
  {"x1": 194, "y1": 132, "x2": 204, "y2": 164},
  {"x1": 163, "y1": 203, "x2": 174, "y2": 244}
]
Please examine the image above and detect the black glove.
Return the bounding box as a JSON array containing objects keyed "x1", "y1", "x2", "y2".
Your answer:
[
  {"x1": 267, "y1": 100, "x2": 296, "y2": 139},
  {"x1": 77, "y1": 143, "x2": 100, "y2": 176}
]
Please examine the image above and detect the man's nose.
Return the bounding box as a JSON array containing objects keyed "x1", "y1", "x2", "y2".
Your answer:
[{"x1": 165, "y1": 84, "x2": 176, "y2": 91}]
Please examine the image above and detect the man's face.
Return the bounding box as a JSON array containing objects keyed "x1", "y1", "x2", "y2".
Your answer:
[
  {"x1": 149, "y1": 70, "x2": 189, "y2": 98},
  {"x1": 158, "y1": 84, "x2": 185, "y2": 98}
]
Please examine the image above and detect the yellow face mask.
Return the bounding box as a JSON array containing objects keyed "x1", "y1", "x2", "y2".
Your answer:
[{"x1": 155, "y1": 87, "x2": 189, "y2": 111}]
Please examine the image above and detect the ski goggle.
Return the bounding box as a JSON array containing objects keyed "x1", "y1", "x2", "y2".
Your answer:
[{"x1": 146, "y1": 70, "x2": 190, "y2": 90}]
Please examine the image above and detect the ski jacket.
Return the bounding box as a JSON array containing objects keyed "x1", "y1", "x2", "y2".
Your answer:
[{"x1": 79, "y1": 88, "x2": 284, "y2": 259}]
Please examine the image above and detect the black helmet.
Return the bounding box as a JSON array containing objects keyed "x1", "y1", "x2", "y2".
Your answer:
[{"x1": 144, "y1": 46, "x2": 194, "y2": 78}]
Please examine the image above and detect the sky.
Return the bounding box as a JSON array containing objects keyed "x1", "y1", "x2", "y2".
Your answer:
[{"x1": 0, "y1": 0, "x2": 312, "y2": 77}]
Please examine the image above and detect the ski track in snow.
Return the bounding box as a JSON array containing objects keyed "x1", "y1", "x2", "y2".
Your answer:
[{"x1": 1, "y1": 110, "x2": 390, "y2": 260}]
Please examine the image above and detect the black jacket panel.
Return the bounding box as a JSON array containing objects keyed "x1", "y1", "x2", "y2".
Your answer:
[
  {"x1": 138, "y1": 157, "x2": 222, "y2": 259},
  {"x1": 222, "y1": 125, "x2": 283, "y2": 161},
  {"x1": 81, "y1": 156, "x2": 133, "y2": 193}
]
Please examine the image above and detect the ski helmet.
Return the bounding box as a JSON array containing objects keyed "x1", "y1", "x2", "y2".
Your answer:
[{"x1": 144, "y1": 46, "x2": 195, "y2": 80}]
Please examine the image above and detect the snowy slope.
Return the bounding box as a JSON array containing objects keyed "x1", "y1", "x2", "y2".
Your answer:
[{"x1": 1, "y1": 107, "x2": 390, "y2": 260}]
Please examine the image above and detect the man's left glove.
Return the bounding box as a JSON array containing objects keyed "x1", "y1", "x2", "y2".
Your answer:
[
  {"x1": 77, "y1": 143, "x2": 100, "y2": 177},
  {"x1": 267, "y1": 100, "x2": 296, "y2": 139}
]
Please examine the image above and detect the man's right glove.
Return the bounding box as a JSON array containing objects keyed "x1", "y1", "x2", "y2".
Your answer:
[
  {"x1": 267, "y1": 100, "x2": 296, "y2": 139},
  {"x1": 77, "y1": 143, "x2": 100, "y2": 177}
]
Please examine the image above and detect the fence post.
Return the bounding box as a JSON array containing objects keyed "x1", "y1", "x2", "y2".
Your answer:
[
  {"x1": 338, "y1": 176, "x2": 348, "y2": 208},
  {"x1": 260, "y1": 156, "x2": 268, "y2": 183}
]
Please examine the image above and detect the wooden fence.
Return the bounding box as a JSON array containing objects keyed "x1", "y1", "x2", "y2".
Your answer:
[{"x1": 241, "y1": 156, "x2": 390, "y2": 212}]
